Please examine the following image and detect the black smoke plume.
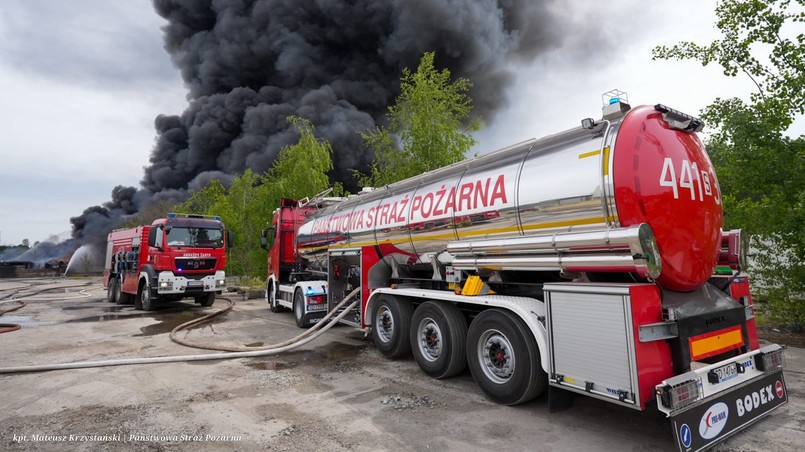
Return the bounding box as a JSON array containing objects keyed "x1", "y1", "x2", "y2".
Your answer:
[{"x1": 69, "y1": 0, "x2": 586, "y2": 250}]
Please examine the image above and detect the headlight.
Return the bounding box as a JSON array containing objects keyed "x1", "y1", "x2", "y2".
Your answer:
[{"x1": 159, "y1": 281, "x2": 173, "y2": 290}]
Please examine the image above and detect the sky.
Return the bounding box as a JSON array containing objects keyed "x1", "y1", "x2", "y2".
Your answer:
[{"x1": 0, "y1": 0, "x2": 798, "y2": 247}]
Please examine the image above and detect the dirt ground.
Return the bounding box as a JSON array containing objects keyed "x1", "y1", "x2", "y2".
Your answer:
[{"x1": 0, "y1": 277, "x2": 803, "y2": 451}]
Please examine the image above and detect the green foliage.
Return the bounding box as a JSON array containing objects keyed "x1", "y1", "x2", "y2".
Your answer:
[
  {"x1": 653, "y1": 0, "x2": 805, "y2": 326},
  {"x1": 237, "y1": 276, "x2": 265, "y2": 289},
  {"x1": 653, "y1": 0, "x2": 805, "y2": 129},
  {"x1": 264, "y1": 116, "x2": 333, "y2": 198},
  {"x1": 175, "y1": 116, "x2": 335, "y2": 279},
  {"x1": 360, "y1": 51, "x2": 481, "y2": 186}
]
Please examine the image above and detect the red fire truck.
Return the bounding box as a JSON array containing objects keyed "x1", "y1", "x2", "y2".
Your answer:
[
  {"x1": 104, "y1": 213, "x2": 231, "y2": 310},
  {"x1": 261, "y1": 93, "x2": 787, "y2": 451}
]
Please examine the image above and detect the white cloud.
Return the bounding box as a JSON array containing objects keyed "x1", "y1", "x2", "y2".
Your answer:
[{"x1": 0, "y1": 0, "x2": 187, "y2": 245}]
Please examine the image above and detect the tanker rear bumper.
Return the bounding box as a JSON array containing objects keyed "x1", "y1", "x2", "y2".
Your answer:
[
  {"x1": 657, "y1": 344, "x2": 787, "y2": 451},
  {"x1": 155, "y1": 271, "x2": 226, "y2": 295}
]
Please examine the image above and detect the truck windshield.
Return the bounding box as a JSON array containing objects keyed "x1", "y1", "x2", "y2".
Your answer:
[{"x1": 166, "y1": 227, "x2": 223, "y2": 248}]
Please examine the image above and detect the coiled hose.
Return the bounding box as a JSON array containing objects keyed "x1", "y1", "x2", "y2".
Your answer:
[{"x1": 0, "y1": 287, "x2": 361, "y2": 374}]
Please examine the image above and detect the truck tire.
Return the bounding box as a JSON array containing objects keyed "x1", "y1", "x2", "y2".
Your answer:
[
  {"x1": 114, "y1": 277, "x2": 129, "y2": 305},
  {"x1": 106, "y1": 277, "x2": 118, "y2": 304},
  {"x1": 196, "y1": 292, "x2": 215, "y2": 307},
  {"x1": 410, "y1": 301, "x2": 468, "y2": 379},
  {"x1": 466, "y1": 309, "x2": 546, "y2": 405},
  {"x1": 137, "y1": 280, "x2": 156, "y2": 311},
  {"x1": 293, "y1": 288, "x2": 311, "y2": 328},
  {"x1": 267, "y1": 282, "x2": 284, "y2": 313},
  {"x1": 371, "y1": 295, "x2": 414, "y2": 359}
]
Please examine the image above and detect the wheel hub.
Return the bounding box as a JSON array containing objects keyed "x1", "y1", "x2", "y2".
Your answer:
[
  {"x1": 417, "y1": 318, "x2": 442, "y2": 362},
  {"x1": 479, "y1": 329, "x2": 515, "y2": 383},
  {"x1": 376, "y1": 306, "x2": 393, "y2": 343}
]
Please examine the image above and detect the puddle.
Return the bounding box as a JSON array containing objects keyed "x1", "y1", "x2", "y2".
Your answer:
[
  {"x1": 64, "y1": 313, "x2": 152, "y2": 323},
  {"x1": 0, "y1": 315, "x2": 58, "y2": 328},
  {"x1": 62, "y1": 305, "x2": 126, "y2": 312},
  {"x1": 58, "y1": 303, "x2": 208, "y2": 337},
  {"x1": 134, "y1": 309, "x2": 209, "y2": 337},
  {"x1": 244, "y1": 342, "x2": 364, "y2": 371},
  {"x1": 61, "y1": 305, "x2": 96, "y2": 311}
]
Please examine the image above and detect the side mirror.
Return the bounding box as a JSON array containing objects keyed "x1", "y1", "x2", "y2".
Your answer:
[
  {"x1": 260, "y1": 229, "x2": 268, "y2": 250},
  {"x1": 148, "y1": 226, "x2": 164, "y2": 250},
  {"x1": 226, "y1": 230, "x2": 234, "y2": 248}
]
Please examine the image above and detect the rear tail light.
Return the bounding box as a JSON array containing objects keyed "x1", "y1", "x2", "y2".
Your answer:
[
  {"x1": 658, "y1": 378, "x2": 702, "y2": 410},
  {"x1": 755, "y1": 348, "x2": 785, "y2": 372},
  {"x1": 306, "y1": 294, "x2": 326, "y2": 305}
]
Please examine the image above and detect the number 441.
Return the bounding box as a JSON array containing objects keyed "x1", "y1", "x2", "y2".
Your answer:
[{"x1": 659, "y1": 157, "x2": 721, "y2": 205}]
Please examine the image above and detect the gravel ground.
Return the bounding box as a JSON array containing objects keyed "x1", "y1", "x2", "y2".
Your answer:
[{"x1": 0, "y1": 277, "x2": 803, "y2": 451}]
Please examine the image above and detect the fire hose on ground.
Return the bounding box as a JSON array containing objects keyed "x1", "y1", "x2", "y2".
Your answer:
[
  {"x1": 0, "y1": 287, "x2": 362, "y2": 374},
  {"x1": 0, "y1": 281, "x2": 94, "y2": 334}
]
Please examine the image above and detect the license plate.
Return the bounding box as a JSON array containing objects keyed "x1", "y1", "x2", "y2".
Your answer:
[
  {"x1": 187, "y1": 280, "x2": 203, "y2": 287},
  {"x1": 710, "y1": 362, "x2": 740, "y2": 384},
  {"x1": 308, "y1": 304, "x2": 327, "y2": 311},
  {"x1": 671, "y1": 370, "x2": 787, "y2": 452}
]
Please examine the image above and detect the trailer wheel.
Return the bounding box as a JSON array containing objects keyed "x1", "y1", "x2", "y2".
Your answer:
[
  {"x1": 267, "y1": 282, "x2": 284, "y2": 313},
  {"x1": 137, "y1": 280, "x2": 156, "y2": 311},
  {"x1": 466, "y1": 309, "x2": 546, "y2": 405},
  {"x1": 293, "y1": 289, "x2": 311, "y2": 328},
  {"x1": 371, "y1": 295, "x2": 413, "y2": 358},
  {"x1": 196, "y1": 292, "x2": 215, "y2": 307},
  {"x1": 106, "y1": 277, "x2": 118, "y2": 304},
  {"x1": 410, "y1": 301, "x2": 468, "y2": 379}
]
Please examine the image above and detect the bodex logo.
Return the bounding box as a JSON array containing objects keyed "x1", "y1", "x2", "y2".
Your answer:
[
  {"x1": 698, "y1": 402, "x2": 729, "y2": 439},
  {"x1": 736, "y1": 383, "x2": 777, "y2": 416}
]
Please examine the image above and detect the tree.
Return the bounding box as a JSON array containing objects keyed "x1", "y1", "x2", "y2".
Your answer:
[
  {"x1": 21, "y1": 239, "x2": 30, "y2": 248},
  {"x1": 175, "y1": 116, "x2": 336, "y2": 278},
  {"x1": 653, "y1": 0, "x2": 805, "y2": 326},
  {"x1": 361, "y1": 51, "x2": 481, "y2": 186},
  {"x1": 265, "y1": 116, "x2": 334, "y2": 199}
]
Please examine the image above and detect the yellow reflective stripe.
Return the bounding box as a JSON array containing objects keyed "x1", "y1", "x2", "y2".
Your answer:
[
  {"x1": 602, "y1": 146, "x2": 611, "y2": 177},
  {"x1": 578, "y1": 150, "x2": 601, "y2": 159}
]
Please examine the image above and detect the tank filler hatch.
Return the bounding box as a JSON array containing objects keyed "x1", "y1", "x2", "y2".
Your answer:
[{"x1": 602, "y1": 89, "x2": 631, "y2": 120}]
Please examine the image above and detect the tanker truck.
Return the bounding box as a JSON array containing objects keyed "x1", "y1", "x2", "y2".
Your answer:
[{"x1": 260, "y1": 93, "x2": 787, "y2": 451}]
